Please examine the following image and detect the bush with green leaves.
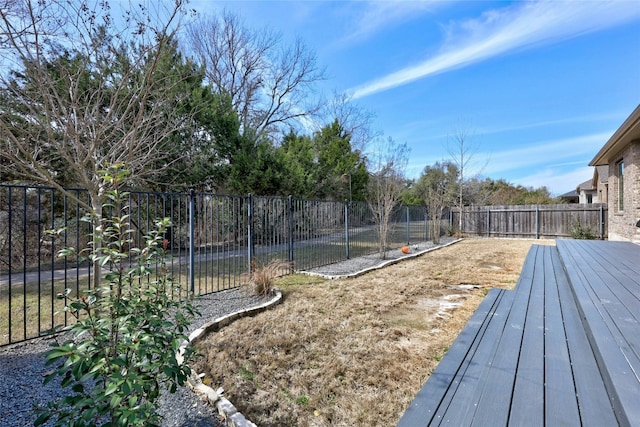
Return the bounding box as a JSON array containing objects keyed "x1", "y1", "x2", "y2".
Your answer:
[
  {"x1": 34, "y1": 166, "x2": 199, "y2": 427},
  {"x1": 569, "y1": 218, "x2": 597, "y2": 240}
]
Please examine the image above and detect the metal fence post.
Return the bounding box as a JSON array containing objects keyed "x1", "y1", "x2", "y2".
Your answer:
[
  {"x1": 344, "y1": 202, "x2": 350, "y2": 260},
  {"x1": 425, "y1": 207, "x2": 429, "y2": 241},
  {"x1": 22, "y1": 187, "x2": 27, "y2": 338},
  {"x1": 189, "y1": 190, "x2": 195, "y2": 293},
  {"x1": 37, "y1": 189, "x2": 42, "y2": 337},
  {"x1": 599, "y1": 204, "x2": 604, "y2": 239},
  {"x1": 449, "y1": 208, "x2": 453, "y2": 229},
  {"x1": 288, "y1": 195, "x2": 294, "y2": 265},
  {"x1": 247, "y1": 194, "x2": 254, "y2": 276},
  {"x1": 7, "y1": 187, "x2": 12, "y2": 341},
  {"x1": 406, "y1": 206, "x2": 410, "y2": 245}
]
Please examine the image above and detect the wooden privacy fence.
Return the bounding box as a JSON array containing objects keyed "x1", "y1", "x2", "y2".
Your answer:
[{"x1": 451, "y1": 204, "x2": 608, "y2": 239}]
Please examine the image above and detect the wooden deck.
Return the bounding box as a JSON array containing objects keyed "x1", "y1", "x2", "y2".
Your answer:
[{"x1": 397, "y1": 240, "x2": 640, "y2": 427}]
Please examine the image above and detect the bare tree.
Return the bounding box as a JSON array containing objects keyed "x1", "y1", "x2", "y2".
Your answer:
[
  {"x1": 367, "y1": 137, "x2": 409, "y2": 259},
  {"x1": 320, "y1": 91, "x2": 380, "y2": 152},
  {"x1": 0, "y1": 0, "x2": 193, "y2": 287},
  {"x1": 415, "y1": 162, "x2": 458, "y2": 244},
  {"x1": 185, "y1": 10, "x2": 325, "y2": 139},
  {"x1": 446, "y1": 121, "x2": 487, "y2": 231}
]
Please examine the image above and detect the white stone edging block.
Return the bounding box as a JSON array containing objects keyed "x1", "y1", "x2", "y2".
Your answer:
[{"x1": 177, "y1": 289, "x2": 283, "y2": 426}]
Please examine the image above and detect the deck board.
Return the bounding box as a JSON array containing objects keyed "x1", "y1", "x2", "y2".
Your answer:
[
  {"x1": 425, "y1": 288, "x2": 515, "y2": 425},
  {"x1": 566, "y1": 241, "x2": 640, "y2": 343},
  {"x1": 541, "y1": 246, "x2": 582, "y2": 426},
  {"x1": 554, "y1": 252, "x2": 619, "y2": 426},
  {"x1": 557, "y1": 239, "x2": 640, "y2": 426},
  {"x1": 443, "y1": 245, "x2": 541, "y2": 426},
  {"x1": 474, "y1": 246, "x2": 544, "y2": 426},
  {"x1": 508, "y1": 245, "x2": 546, "y2": 426},
  {"x1": 397, "y1": 287, "x2": 508, "y2": 426},
  {"x1": 398, "y1": 240, "x2": 635, "y2": 427}
]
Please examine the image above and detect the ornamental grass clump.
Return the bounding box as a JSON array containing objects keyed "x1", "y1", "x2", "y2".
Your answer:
[
  {"x1": 34, "y1": 166, "x2": 198, "y2": 427},
  {"x1": 246, "y1": 259, "x2": 291, "y2": 296}
]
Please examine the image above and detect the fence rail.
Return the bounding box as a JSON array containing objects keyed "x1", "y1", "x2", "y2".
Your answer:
[
  {"x1": 2, "y1": 185, "x2": 609, "y2": 347},
  {"x1": 1, "y1": 185, "x2": 434, "y2": 346},
  {"x1": 451, "y1": 204, "x2": 608, "y2": 239}
]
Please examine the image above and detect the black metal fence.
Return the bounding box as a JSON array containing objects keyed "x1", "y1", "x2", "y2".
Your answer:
[{"x1": 1, "y1": 184, "x2": 433, "y2": 346}]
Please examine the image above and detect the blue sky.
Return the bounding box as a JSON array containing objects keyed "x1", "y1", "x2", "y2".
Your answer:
[{"x1": 190, "y1": 1, "x2": 640, "y2": 196}]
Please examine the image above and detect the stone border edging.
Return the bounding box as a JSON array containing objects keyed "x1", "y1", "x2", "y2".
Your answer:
[
  {"x1": 177, "y1": 289, "x2": 283, "y2": 427},
  {"x1": 174, "y1": 239, "x2": 461, "y2": 424},
  {"x1": 302, "y1": 238, "x2": 463, "y2": 280}
]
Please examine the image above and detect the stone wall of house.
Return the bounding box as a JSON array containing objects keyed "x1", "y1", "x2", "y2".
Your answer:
[
  {"x1": 596, "y1": 181, "x2": 608, "y2": 204},
  {"x1": 596, "y1": 169, "x2": 608, "y2": 204},
  {"x1": 608, "y1": 141, "x2": 640, "y2": 242}
]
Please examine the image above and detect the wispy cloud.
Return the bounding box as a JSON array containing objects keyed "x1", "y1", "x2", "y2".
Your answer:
[
  {"x1": 394, "y1": 117, "x2": 618, "y2": 178},
  {"x1": 350, "y1": 1, "x2": 640, "y2": 99},
  {"x1": 483, "y1": 132, "x2": 610, "y2": 175},
  {"x1": 518, "y1": 166, "x2": 594, "y2": 195},
  {"x1": 334, "y1": 1, "x2": 441, "y2": 47},
  {"x1": 404, "y1": 131, "x2": 609, "y2": 193},
  {"x1": 478, "y1": 112, "x2": 627, "y2": 136}
]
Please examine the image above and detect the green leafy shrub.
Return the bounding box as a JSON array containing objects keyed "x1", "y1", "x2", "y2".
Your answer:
[
  {"x1": 569, "y1": 219, "x2": 597, "y2": 240},
  {"x1": 34, "y1": 166, "x2": 198, "y2": 427}
]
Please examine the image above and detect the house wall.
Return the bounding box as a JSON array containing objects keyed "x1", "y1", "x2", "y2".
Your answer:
[
  {"x1": 608, "y1": 140, "x2": 640, "y2": 242},
  {"x1": 578, "y1": 190, "x2": 596, "y2": 204},
  {"x1": 596, "y1": 181, "x2": 608, "y2": 204}
]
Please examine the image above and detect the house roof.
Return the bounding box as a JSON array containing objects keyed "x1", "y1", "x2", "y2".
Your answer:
[
  {"x1": 590, "y1": 104, "x2": 640, "y2": 166},
  {"x1": 595, "y1": 165, "x2": 608, "y2": 184},
  {"x1": 560, "y1": 189, "x2": 578, "y2": 199},
  {"x1": 577, "y1": 178, "x2": 595, "y2": 192}
]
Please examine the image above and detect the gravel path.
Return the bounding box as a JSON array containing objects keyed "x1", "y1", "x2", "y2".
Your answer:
[
  {"x1": 0, "y1": 238, "x2": 457, "y2": 427},
  {"x1": 305, "y1": 237, "x2": 458, "y2": 278},
  {"x1": 0, "y1": 288, "x2": 269, "y2": 427}
]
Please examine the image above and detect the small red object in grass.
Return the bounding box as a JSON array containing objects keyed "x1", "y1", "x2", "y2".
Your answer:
[{"x1": 401, "y1": 246, "x2": 410, "y2": 254}]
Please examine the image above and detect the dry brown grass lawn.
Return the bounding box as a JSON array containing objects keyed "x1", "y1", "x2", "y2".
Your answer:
[{"x1": 193, "y1": 238, "x2": 555, "y2": 426}]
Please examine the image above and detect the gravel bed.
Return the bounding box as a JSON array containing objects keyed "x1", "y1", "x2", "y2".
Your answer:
[
  {"x1": 0, "y1": 288, "x2": 268, "y2": 427},
  {"x1": 0, "y1": 238, "x2": 457, "y2": 427},
  {"x1": 304, "y1": 237, "x2": 458, "y2": 278}
]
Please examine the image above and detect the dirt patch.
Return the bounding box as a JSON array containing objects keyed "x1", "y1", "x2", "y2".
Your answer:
[{"x1": 193, "y1": 238, "x2": 554, "y2": 426}]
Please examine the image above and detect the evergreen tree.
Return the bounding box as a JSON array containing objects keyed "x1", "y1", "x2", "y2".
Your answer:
[{"x1": 312, "y1": 120, "x2": 368, "y2": 201}]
